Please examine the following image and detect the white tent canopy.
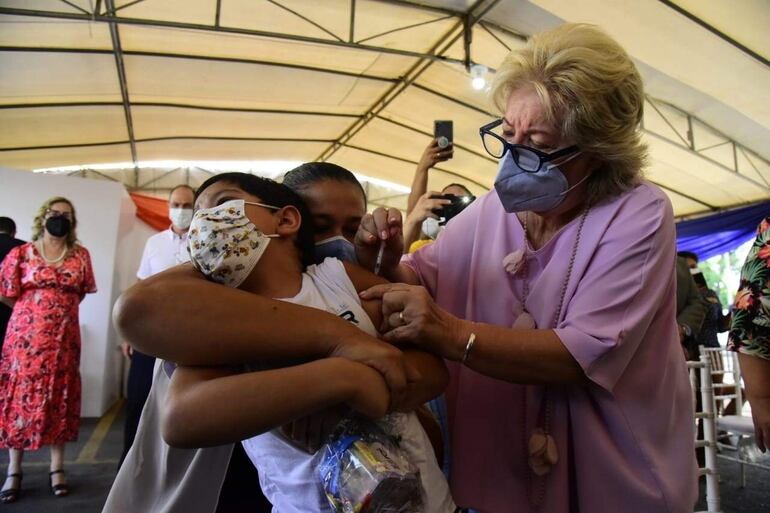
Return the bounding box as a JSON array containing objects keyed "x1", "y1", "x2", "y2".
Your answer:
[{"x1": 1, "y1": 0, "x2": 768, "y2": 216}]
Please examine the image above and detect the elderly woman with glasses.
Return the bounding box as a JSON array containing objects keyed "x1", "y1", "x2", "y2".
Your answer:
[
  {"x1": 0, "y1": 197, "x2": 96, "y2": 503},
  {"x1": 355, "y1": 23, "x2": 697, "y2": 512}
]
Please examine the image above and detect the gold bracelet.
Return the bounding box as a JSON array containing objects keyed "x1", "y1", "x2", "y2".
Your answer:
[{"x1": 461, "y1": 332, "x2": 477, "y2": 365}]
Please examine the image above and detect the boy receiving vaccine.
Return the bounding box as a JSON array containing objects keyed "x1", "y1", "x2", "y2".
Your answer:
[{"x1": 163, "y1": 173, "x2": 455, "y2": 512}]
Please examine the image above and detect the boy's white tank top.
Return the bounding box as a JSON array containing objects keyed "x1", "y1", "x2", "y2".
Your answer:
[{"x1": 242, "y1": 258, "x2": 455, "y2": 513}]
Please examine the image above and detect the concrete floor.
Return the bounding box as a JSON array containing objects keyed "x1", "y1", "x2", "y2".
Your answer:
[
  {"x1": 0, "y1": 402, "x2": 767, "y2": 513},
  {"x1": 0, "y1": 403, "x2": 123, "y2": 513},
  {"x1": 696, "y1": 454, "x2": 770, "y2": 513}
]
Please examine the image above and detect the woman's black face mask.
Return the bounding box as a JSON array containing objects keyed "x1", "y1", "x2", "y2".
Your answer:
[{"x1": 45, "y1": 216, "x2": 72, "y2": 238}]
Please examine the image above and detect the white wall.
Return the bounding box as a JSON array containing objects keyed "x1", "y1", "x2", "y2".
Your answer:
[
  {"x1": 0, "y1": 168, "x2": 154, "y2": 417},
  {"x1": 111, "y1": 194, "x2": 156, "y2": 400}
]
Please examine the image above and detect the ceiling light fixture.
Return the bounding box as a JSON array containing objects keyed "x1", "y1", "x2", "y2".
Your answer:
[{"x1": 470, "y1": 63, "x2": 488, "y2": 91}]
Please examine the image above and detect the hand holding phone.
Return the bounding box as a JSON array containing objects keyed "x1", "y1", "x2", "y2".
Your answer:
[
  {"x1": 430, "y1": 193, "x2": 476, "y2": 225},
  {"x1": 418, "y1": 139, "x2": 453, "y2": 172}
]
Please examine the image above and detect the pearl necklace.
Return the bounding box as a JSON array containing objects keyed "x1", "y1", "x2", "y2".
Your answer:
[{"x1": 36, "y1": 240, "x2": 68, "y2": 264}]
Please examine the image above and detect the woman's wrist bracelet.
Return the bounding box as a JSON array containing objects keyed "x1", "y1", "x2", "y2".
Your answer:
[{"x1": 461, "y1": 332, "x2": 477, "y2": 365}]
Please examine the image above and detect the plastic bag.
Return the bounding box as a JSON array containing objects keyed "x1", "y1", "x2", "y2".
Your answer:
[{"x1": 318, "y1": 416, "x2": 424, "y2": 513}]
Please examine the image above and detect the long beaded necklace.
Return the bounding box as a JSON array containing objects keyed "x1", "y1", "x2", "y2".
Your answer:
[{"x1": 510, "y1": 206, "x2": 590, "y2": 511}]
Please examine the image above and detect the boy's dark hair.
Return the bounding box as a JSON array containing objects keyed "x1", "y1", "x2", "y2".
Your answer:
[
  {"x1": 195, "y1": 173, "x2": 315, "y2": 269},
  {"x1": 677, "y1": 251, "x2": 699, "y2": 263},
  {"x1": 442, "y1": 183, "x2": 473, "y2": 196},
  {"x1": 283, "y1": 162, "x2": 367, "y2": 206},
  {"x1": 0, "y1": 217, "x2": 16, "y2": 234}
]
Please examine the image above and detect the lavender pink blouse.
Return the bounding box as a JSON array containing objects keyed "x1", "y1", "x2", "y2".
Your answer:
[{"x1": 404, "y1": 181, "x2": 697, "y2": 513}]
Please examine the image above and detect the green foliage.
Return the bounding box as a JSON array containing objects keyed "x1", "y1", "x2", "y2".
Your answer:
[
  {"x1": 699, "y1": 240, "x2": 753, "y2": 309},
  {"x1": 701, "y1": 256, "x2": 728, "y2": 305}
]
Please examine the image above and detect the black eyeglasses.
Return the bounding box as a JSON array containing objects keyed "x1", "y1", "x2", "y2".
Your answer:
[
  {"x1": 479, "y1": 119, "x2": 579, "y2": 172},
  {"x1": 45, "y1": 209, "x2": 73, "y2": 221}
]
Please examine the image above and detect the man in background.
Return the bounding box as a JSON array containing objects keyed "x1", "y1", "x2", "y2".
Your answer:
[
  {"x1": 676, "y1": 254, "x2": 708, "y2": 360},
  {"x1": 679, "y1": 250, "x2": 699, "y2": 270},
  {"x1": 0, "y1": 217, "x2": 24, "y2": 355},
  {"x1": 120, "y1": 185, "x2": 194, "y2": 465}
]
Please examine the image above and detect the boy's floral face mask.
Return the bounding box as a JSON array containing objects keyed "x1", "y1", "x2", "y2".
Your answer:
[{"x1": 188, "y1": 199, "x2": 280, "y2": 288}]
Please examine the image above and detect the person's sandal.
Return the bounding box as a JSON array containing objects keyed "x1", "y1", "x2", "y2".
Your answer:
[
  {"x1": 0, "y1": 473, "x2": 22, "y2": 503},
  {"x1": 49, "y1": 469, "x2": 69, "y2": 497}
]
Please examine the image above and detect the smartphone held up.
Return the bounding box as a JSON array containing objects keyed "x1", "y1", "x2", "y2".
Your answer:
[{"x1": 434, "y1": 120, "x2": 453, "y2": 152}]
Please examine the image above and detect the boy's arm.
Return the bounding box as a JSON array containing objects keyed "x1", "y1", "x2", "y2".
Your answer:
[
  {"x1": 162, "y1": 358, "x2": 389, "y2": 449},
  {"x1": 115, "y1": 264, "x2": 354, "y2": 364},
  {"x1": 113, "y1": 264, "x2": 411, "y2": 399},
  {"x1": 343, "y1": 262, "x2": 449, "y2": 410},
  {"x1": 397, "y1": 348, "x2": 449, "y2": 411}
]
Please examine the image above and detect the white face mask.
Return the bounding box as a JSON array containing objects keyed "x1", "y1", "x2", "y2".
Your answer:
[
  {"x1": 187, "y1": 199, "x2": 279, "y2": 288},
  {"x1": 169, "y1": 207, "x2": 193, "y2": 230},
  {"x1": 422, "y1": 217, "x2": 442, "y2": 240}
]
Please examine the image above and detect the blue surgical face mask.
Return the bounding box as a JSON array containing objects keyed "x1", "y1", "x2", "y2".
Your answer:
[
  {"x1": 494, "y1": 149, "x2": 587, "y2": 213},
  {"x1": 314, "y1": 235, "x2": 357, "y2": 264}
]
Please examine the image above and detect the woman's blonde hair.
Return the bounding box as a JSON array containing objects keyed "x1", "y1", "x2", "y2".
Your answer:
[
  {"x1": 490, "y1": 23, "x2": 647, "y2": 205},
  {"x1": 32, "y1": 196, "x2": 78, "y2": 247}
]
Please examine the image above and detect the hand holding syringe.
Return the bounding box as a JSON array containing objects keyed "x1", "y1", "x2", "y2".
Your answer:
[{"x1": 354, "y1": 207, "x2": 404, "y2": 277}]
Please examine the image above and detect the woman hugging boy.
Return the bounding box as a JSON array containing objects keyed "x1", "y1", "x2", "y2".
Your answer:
[{"x1": 104, "y1": 172, "x2": 454, "y2": 513}]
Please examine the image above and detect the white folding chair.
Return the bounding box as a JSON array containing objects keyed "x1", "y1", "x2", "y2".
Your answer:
[
  {"x1": 700, "y1": 346, "x2": 770, "y2": 487},
  {"x1": 688, "y1": 355, "x2": 721, "y2": 513}
]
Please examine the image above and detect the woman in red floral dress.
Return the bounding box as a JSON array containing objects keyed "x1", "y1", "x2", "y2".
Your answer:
[{"x1": 0, "y1": 197, "x2": 96, "y2": 503}]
